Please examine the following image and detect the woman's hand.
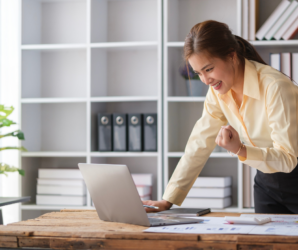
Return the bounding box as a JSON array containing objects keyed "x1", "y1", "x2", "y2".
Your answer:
[
  {"x1": 215, "y1": 125, "x2": 242, "y2": 154},
  {"x1": 142, "y1": 199, "x2": 173, "y2": 213}
]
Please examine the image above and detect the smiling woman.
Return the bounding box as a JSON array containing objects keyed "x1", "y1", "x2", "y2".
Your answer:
[{"x1": 143, "y1": 20, "x2": 298, "y2": 215}]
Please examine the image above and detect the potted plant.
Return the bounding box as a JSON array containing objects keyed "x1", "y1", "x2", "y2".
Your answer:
[
  {"x1": 0, "y1": 105, "x2": 26, "y2": 176},
  {"x1": 179, "y1": 63, "x2": 209, "y2": 96}
]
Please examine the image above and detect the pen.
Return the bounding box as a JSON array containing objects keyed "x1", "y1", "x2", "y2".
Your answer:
[{"x1": 143, "y1": 205, "x2": 159, "y2": 209}]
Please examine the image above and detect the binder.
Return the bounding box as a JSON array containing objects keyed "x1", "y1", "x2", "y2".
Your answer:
[
  {"x1": 128, "y1": 113, "x2": 143, "y2": 151},
  {"x1": 143, "y1": 114, "x2": 157, "y2": 151},
  {"x1": 113, "y1": 113, "x2": 127, "y2": 151},
  {"x1": 98, "y1": 114, "x2": 112, "y2": 151}
]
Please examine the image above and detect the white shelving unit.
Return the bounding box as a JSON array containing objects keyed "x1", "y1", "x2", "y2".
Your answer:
[
  {"x1": 19, "y1": 0, "x2": 162, "y2": 220},
  {"x1": 162, "y1": 0, "x2": 298, "y2": 213},
  {"x1": 18, "y1": 0, "x2": 298, "y2": 219}
]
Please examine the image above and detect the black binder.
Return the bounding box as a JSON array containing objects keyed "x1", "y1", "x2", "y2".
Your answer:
[
  {"x1": 113, "y1": 113, "x2": 127, "y2": 151},
  {"x1": 143, "y1": 114, "x2": 157, "y2": 151},
  {"x1": 128, "y1": 114, "x2": 143, "y2": 152},
  {"x1": 97, "y1": 114, "x2": 112, "y2": 151}
]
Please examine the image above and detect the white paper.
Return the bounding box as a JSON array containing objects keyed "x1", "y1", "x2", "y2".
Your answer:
[
  {"x1": 241, "y1": 214, "x2": 298, "y2": 226},
  {"x1": 144, "y1": 217, "x2": 255, "y2": 234},
  {"x1": 184, "y1": 216, "x2": 227, "y2": 224}
]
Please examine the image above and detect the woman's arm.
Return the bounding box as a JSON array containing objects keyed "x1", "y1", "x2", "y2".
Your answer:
[{"x1": 162, "y1": 87, "x2": 228, "y2": 206}]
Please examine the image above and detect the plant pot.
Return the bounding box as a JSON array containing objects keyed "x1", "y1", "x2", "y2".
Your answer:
[{"x1": 186, "y1": 79, "x2": 209, "y2": 96}]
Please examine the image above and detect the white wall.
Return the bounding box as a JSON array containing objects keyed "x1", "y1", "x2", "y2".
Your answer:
[{"x1": 0, "y1": 0, "x2": 21, "y2": 224}]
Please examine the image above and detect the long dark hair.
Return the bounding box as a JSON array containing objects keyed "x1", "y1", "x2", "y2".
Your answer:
[{"x1": 183, "y1": 20, "x2": 267, "y2": 78}]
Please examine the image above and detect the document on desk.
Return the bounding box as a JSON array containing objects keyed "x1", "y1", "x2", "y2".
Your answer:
[
  {"x1": 240, "y1": 214, "x2": 298, "y2": 226},
  {"x1": 144, "y1": 217, "x2": 255, "y2": 234},
  {"x1": 240, "y1": 214, "x2": 298, "y2": 235}
]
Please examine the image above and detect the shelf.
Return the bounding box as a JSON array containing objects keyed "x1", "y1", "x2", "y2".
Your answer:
[
  {"x1": 21, "y1": 98, "x2": 87, "y2": 104},
  {"x1": 90, "y1": 96, "x2": 158, "y2": 102},
  {"x1": 90, "y1": 42, "x2": 158, "y2": 49},
  {"x1": 22, "y1": 152, "x2": 87, "y2": 157},
  {"x1": 167, "y1": 152, "x2": 237, "y2": 158},
  {"x1": 250, "y1": 40, "x2": 298, "y2": 46},
  {"x1": 21, "y1": 205, "x2": 95, "y2": 211},
  {"x1": 21, "y1": 44, "x2": 87, "y2": 50},
  {"x1": 90, "y1": 152, "x2": 158, "y2": 158},
  {"x1": 22, "y1": 49, "x2": 87, "y2": 98},
  {"x1": 167, "y1": 40, "x2": 298, "y2": 48},
  {"x1": 166, "y1": 42, "x2": 184, "y2": 47},
  {"x1": 167, "y1": 97, "x2": 206, "y2": 102}
]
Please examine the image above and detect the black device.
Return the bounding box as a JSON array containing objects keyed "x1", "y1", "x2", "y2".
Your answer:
[
  {"x1": 98, "y1": 114, "x2": 112, "y2": 151},
  {"x1": 113, "y1": 113, "x2": 128, "y2": 151},
  {"x1": 128, "y1": 114, "x2": 143, "y2": 152},
  {"x1": 143, "y1": 114, "x2": 157, "y2": 151},
  {"x1": 157, "y1": 208, "x2": 211, "y2": 217}
]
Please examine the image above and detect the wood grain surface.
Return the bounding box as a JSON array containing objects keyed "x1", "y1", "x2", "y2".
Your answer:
[{"x1": 0, "y1": 210, "x2": 296, "y2": 249}]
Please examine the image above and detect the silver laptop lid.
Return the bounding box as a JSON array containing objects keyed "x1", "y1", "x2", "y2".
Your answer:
[{"x1": 78, "y1": 163, "x2": 150, "y2": 227}]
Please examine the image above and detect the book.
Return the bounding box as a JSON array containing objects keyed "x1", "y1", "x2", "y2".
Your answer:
[
  {"x1": 265, "y1": 0, "x2": 298, "y2": 40},
  {"x1": 270, "y1": 53, "x2": 281, "y2": 71},
  {"x1": 38, "y1": 169, "x2": 83, "y2": 179},
  {"x1": 242, "y1": 0, "x2": 249, "y2": 40},
  {"x1": 136, "y1": 185, "x2": 151, "y2": 197},
  {"x1": 37, "y1": 178, "x2": 85, "y2": 187},
  {"x1": 282, "y1": 17, "x2": 298, "y2": 40},
  {"x1": 128, "y1": 113, "x2": 143, "y2": 152},
  {"x1": 187, "y1": 187, "x2": 231, "y2": 198},
  {"x1": 274, "y1": 5, "x2": 298, "y2": 40},
  {"x1": 256, "y1": 0, "x2": 291, "y2": 40},
  {"x1": 98, "y1": 113, "x2": 113, "y2": 151},
  {"x1": 249, "y1": 0, "x2": 258, "y2": 40},
  {"x1": 131, "y1": 174, "x2": 153, "y2": 186},
  {"x1": 158, "y1": 208, "x2": 210, "y2": 217},
  {"x1": 37, "y1": 184, "x2": 86, "y2": 196},
  {"x1": 292, "y1": 53, "x2": 298, "y2": 85},
  {"x1": 181, "y1": 197, "x2": 232, "y2": 209},
  {"x1": 192, "y1": 177, "x2": 232, "y2": 188},
  {"x1": 281, "y1": 52, "x2": 292, "y2": 78},
  {"x1": 36, "y1": 195, "x2": 86, "y2": 206}
]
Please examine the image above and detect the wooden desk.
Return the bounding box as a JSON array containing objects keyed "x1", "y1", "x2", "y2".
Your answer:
[{"x1": 0, "y1": 210, "x2": 297, "y2": 249}]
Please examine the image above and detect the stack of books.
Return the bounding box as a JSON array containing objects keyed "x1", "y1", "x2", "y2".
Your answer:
[
  {"x1": 36, "y1": 169, "x2": 87, "y2": 206},
  {"x1": 269, "y1": 52, "x2": 298, "y2": 83},
  {"x1": 131, "y1": 174, "x2": 153, "y2": 201},
  {"x1": 182, "y1": 177, "x2": 232, "y2": 209},
  {"x1": 254, "y1": 0, "x2": 298, "y2": 40}
]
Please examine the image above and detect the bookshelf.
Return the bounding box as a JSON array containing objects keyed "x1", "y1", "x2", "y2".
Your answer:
[
  {"x1": 18, "y1": 0, "x2": 298, "y2": 219},
  {"x1": 163, "y1": 0, "x2": 298, "y2": 213},
  {"x1": 19, "y1": 0, "x2": 162, "y2": 220}
]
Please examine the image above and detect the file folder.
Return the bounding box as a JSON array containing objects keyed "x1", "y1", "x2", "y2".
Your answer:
[
  {"x1": 128, "y1": 114, "x2": 143, "y2": 151},
  {"x1": 143, "y1": 114, "x2": 157, "y2": 151},
  {"x1": 98, "y1": 114, "x2": 112, "y2": 151},
  {"x1": 113, "y1": 113, "x2": 127, "y2": 151}
]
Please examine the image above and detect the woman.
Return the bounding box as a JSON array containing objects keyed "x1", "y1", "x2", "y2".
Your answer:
[{"x1": 143, "y1": 20, "x2": 298, "y2": 214}]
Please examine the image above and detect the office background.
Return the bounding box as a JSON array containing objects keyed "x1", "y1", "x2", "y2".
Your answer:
[{"x1": 0, "y1": 0, "x2": 297, "y2": 224}]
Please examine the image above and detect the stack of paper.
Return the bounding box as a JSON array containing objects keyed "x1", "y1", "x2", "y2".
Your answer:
[
  {"x1": 36, "y1": 169, "x2": 86, "y2": 206},
  {"x1": 131, "y1": 174, "x2": 153, "y2": 201},
  {"x1": 182, "y1": 177, "x2": 232, "y2": 209}
]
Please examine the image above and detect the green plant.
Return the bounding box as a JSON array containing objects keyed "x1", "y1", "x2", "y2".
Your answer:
[{"x1": 0, "y1": 105, "x2": 26, "y2": 176}]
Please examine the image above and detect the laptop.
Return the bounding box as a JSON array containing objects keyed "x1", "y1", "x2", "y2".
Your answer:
[{"x1": 78, "y1": 163, "x2": 202, "y2": 227}]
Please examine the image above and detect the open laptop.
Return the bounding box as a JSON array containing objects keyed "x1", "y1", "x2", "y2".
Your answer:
[{"x1": 78, "y1": 163, "x2": 202, "y2": 227}]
